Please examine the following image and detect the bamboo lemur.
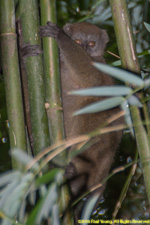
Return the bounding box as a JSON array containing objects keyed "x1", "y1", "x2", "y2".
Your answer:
[{"x1": 40, "y1": 21, "x2": 122, "y2": 219}]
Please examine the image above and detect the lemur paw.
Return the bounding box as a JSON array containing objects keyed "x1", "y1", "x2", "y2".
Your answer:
[
  {"x1": 65, "y1": 162, "x2": 77, "y2": 180},
  {"x1": 21, "y1": 43, "x2": 43, "y2": 58},
  {"x1": 39, "y1": 21, "x2": 62, "y2": 39}
]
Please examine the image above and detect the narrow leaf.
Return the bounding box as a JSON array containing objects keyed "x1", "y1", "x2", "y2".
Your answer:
[
  {"x1": 36, "y1": 169, "x2": 63, "y2": 187},
  {"x1": 94, "y1": 62, "x2": 144, "y2": 86},
  {"x1": 74, "y1": 97, "x2": 124, "y2": 115},
  {"x1": 128, "y1": 95, "x2": 143, "y2": 107},
  {"x1": 52, "y1": 204, "x2": 60, "y2": 225},
  {"x1": 81, "y1": 194, "x2": 99, "y2": 224},
  {"x1": 0, "y1": 171, "x2": 21, "y2": 187},
  {"x1": 0, "y1": 179, "x2": 20, "y2": 208},
  {"x1": 144, "y1": 22, "x2": 150, "y2": 32},
  {"x1": 138, "y1": 49, "x2": 150, "y2": 57},
  {"x1": 121, "y1": 100, "x2": 134, "y2": 137},
  {"x1": 111, "y1": 50, "x2": 150, "y2": 67},
  {"x1": 144, "y1": 78, "x2": 150, "y2": 87},
  {"x1": 2, "y1": 173, "x2": 33, "y2": 218},
  {"x1": 2, "y1": 219, "x2": 12, "y2": 225},
  {"x1": 70, "y1": 86, "x2": 132, "y2": 96},
  {"x1": 36, "y1": 183, "x2": 58, "y2": 225},
  {"x1": 11, "y1": 149, "x2": 40, "y2": 172},
  {"x1": 26, "y1": 199, "x2": 42, "y2": 225},
  {"x1": 111, "y1": 60, "x2": 121, "y2": 66}
]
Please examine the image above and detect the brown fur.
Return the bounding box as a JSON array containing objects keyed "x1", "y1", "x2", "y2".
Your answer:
[
  {"x1": 40, "y1": 21, "x2": 123, "y2": 222},
  {"x1": 59, "y1": 22, "x2": 122, "y2": 198}
]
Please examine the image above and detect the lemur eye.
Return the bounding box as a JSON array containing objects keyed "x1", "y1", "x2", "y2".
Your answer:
[
  {"x1": 89, "y1": 41, "x2": 95, "y2": 47},
  {"x1": 75, "y1": 39, "x2": 82, "y2": 45}
]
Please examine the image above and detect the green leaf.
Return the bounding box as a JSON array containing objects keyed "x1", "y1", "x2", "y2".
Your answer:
[
  {"x1": 28, "y1": 186, "x2": 37, "y2": 205},
  {"x1": 0, "y1": 179, "x2": 20, "y2": 209},
  {"x1": 11, "y1": 149, "x2": 40, "y2": 172},
  {"x1": 0, "y1": 171, "x2": 22, "y2": 187},
  {"x1": 26, "y1": 199, "x2": 42, "y2": 225},
  {"x1": 36, "y1": 183, "x2": 58, "y2": 225},
  {"x1": 138, "y1": 49, "x2": 150, "y2": 57},
  {"x1": 70, "y1": 86, "x2": 132, "y2": 96},
  {"x1": 128, "y1": 96, "x2": 142, "y2": 107},
  {"x1": 93, "y1": 62, "x2": 144, "y2": 86},
  {"x1": 74, "y1": 97, "x2": 124, "y2": 115},
  {"x1": 2, "y1": 173, "x2": 33, "y2": 218},
  {"x1": 144, "y1": 22, "x2": 150, "y2": 32},
  {"x1": 36, "y1": 169, "x2": 63, "y2": 187},
  {"x1": 144, "y1": 78, "x2": 150, "y2": 87},
  {"x1": 52, "y1": 204, "x2": 60, "y2": 225},
  {"x1": 111, "y1": 60, "x2": 121, "y2": 66},
  {"x1": 81, "y1": 194, "x2": 99, "y2": 223},
  {"x1": 121, "y1": 100, "x2": 134, "y2": 137},
  {"x1": 2, "y1": 219, "x2": 12, "y2": 225},
  {"x1": 111, "y1": 50, "x2": 150, "y2": 66}
]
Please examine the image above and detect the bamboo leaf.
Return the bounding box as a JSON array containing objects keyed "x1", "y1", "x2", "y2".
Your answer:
[
  {"x1": 110, "y1": 0, "x2": 150, "y2": 206},
  {"x1": 138, "y1": 49, "x2": 150, "y2": 57},
  {"x1": 74, "y1": 97, "x2": 124, "y2": 115},
  {"x1": 121, "y1": 100, "x2": 134, "y2": 136},
  {"x1": 128, "y1": 96, "x2": 143, "y2": 107},
  {"x1": 11, "y1": 149, "x2": 40, "y2": 172},
  {"x1": 28, "y1": 186, "x2": 37, "y2": 205},
  {"x1": 81, "y1": 194, "x2": 99, "y2": 223},
  {"x1": 111, "y1": 60, "x2": 121, "y2": 66},
  {"x1": 36, "y1": 183, "x2": 58, "y2": 225},
  {"x1": 19, "y1": 199, "x2": 26, "y2": 223},
  {"x1": 26, "y1": 199, "x2": 42, "y2": 225},
  {"x1": 144, "y1": 78, "x2": 150, "y2": 87},
  {"x1": 0, "y1": 179, "x2": 20, "y2": 209},
  {"x1": 70, "y1": 86, "x2": 132, "y2": 96},
  {"x1": 93, "y1": 62, "x2": 144, "y2": 86},
  {"x1": 144, "y1": 22, "x2": 150, "y2": 32},
  {"x1": 111, "y1": 50, "x2": 150, "y2": 67},
  {"x1": 0, "y1": 171, "x2": 21, "y2": 187},
  {"x1": 36, "y1": 169, "x2": 63, "y2": 186},
  {"x1": 52, "y1": 204, "x2": 60, "y2": 225},
  {"x1": 2, "y1": 219, "x2": 12, "y2": 225},
  {"x1": 2, "y1": 173, "x2": 33, "y2": 218}
]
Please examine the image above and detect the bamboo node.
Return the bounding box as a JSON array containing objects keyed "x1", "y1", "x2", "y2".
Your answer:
[
  {"x1": 45, "y1": 102, "x2": 50, "y2": 109},
  {"x1": 45, "y1": 102, "x2": 63, "y2": 111},
  {"x1": 0, "y1": 33, "x2": 16, "y2": 37}
]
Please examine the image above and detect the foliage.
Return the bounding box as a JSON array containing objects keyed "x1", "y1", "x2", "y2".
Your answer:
[{"x1": 0, "y1": 149, "x2": 64, "y2": 225}]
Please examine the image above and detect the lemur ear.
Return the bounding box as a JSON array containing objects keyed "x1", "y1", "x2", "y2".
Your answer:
[
  {"x1": 63, "y1": 23, "x2": 73, "y2": 36},
  {"x1": 98, "y1": 29, "x2": 109, "y2": 54},
  {"x1": 101, "y1": 29, "x2": 109, "y2": 46}
]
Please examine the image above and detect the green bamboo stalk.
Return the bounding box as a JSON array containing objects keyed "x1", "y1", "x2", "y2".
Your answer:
[
  {"x1": 0, "y1": 0, "x2": 27, "y2": 168},
  {"x1": 109, "y1": 0, "x2": 140, "y2": 72},
  {"x1": 109, "y1": 0, "x2": 150, "y2": 204},
  {"x1": 40, "y1": 1, "x2": 72, "y2": 224},
  {"x1": 40, "y1": 0, "x2": 64, "y2": 145},
  {"x1": 19, "y1": 0, "x2": 50, "y2": 155}
]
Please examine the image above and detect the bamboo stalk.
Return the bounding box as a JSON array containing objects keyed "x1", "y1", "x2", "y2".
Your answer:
[
  {"x1": 109, "y1": 0, "x2": 140, "y2": 72},
  {"x1": 40, "y1": 0, "x2": 64, "y2": 145},
  {"x1": 109, "y1": 0, "x2": 150, "y2": 204},
  {"x1": 40, "y1": 1, "x2": 71, "y2": 224},
  {"x1": 19, "y1": 0, "x2": 50, "y2": 155},
  {"x1": 0, "y1": 0, "x2": 27, "y2": 168}
]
